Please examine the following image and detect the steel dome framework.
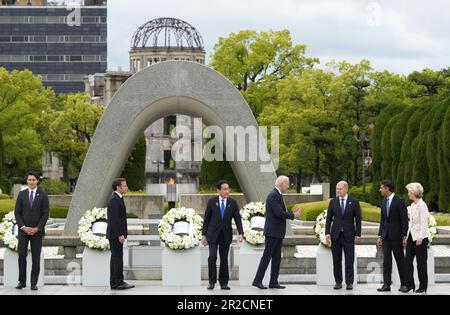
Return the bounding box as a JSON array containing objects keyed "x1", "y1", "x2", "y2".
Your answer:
[{"x1": 131, "y1": 17, "x2": 205, "y2": 50}]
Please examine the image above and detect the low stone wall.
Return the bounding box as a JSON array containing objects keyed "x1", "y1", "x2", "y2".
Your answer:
[
  {"x1": 179, "y1": 194, "x2": 324, "y2": 212},
  {"x1": 48, "y1": 195, "x2": 164, "y2": 219}
]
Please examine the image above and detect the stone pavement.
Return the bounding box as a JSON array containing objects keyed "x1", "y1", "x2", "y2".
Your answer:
[{"x1": 1, "y1": 281, "x2": 450, "y2": 295}]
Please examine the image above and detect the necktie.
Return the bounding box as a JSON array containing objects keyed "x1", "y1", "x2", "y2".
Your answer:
[
  {"x1": 387, "y1": 198, "x2": 391, "y2": 217},
  {"x1": 29, "y1": 191, "x2": 34, "y2": 209},
  {"x1": 340, "y1": 198, "x2": 345, "y2": 216},
  {"x1": 220, "y1": 199, "x2": 225, "y2": 219}
]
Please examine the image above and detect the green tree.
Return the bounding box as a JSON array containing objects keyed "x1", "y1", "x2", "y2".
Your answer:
[
  {"x1": 121, "y1": 135, "x2": 146, "y2": 191},
  {"x1": 370, "y1": 103, "x2": 407, "y2": 205},
  {"x1": 426, "y1": 103, "x2": 447, "y2": 210},
  {"x1": 440, "y1": 105, "x2": 450, "y2": 212},
  {"x1": 210, "y1": 29, "x2": 318, "y2": 117},
  {"x1": 0, "y1": 68, "x2": 53, "y2": 191},
  {"x1": 38, "y1": 93, "x2": 104, "y2": 182},
  {"x1": 396, "y1": 106, "x2": 424, "y2": 196}
]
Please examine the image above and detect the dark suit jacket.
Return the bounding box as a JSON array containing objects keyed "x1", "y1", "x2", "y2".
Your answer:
[
  {"x1": 378, "y1": 194, "x2": 409, "y2": 241},
  {"x1": 264, "y1": 188, "x2": 295, "y2": 239},
  {"x1": 106, "y1": 193, "x2": 128, "y2": 240},
  {"x1": 14, "y1": 188, "x2": 49, "y2": 235},
  {"x1": 325, "y1": 196, "x2": 362, "y2": 242},
  {"x1": 202, "y1": 196, "x2": 244, "y2": 245}
]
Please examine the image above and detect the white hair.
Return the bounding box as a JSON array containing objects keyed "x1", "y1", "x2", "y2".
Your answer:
[
  {"x1": 275, "y1": 176, "x2": 290, "y2": 187},
  {"x1": 406, "y1": 182, "x2": 424, "y2": 198}
]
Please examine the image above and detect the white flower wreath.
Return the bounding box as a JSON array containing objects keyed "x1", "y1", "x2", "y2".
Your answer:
[
  {"x1": 0, "y1": 211, "x2": 18, "y2": 251},
  {"x1": 158, "y1": 207, "x2": 203, "y2": 250},
  {"x1": 428, "y1": 215, "x2": 437, "y2": 245},
  {"x1": 314, "y1": 210, "x2": 331, "y2": 249},
  {"x1": 241, "y1": 202, "x2": 266, "y2": 246},
  {"x1": 78, "y1": 207, "x2": 109, "y2": 251}
]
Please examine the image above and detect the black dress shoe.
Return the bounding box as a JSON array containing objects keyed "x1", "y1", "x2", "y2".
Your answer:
[
  {"x1": 400, "y1": 287, "x2": 415, "y2": 293},
  {"x1": 110, "y1": 286, "x2": 118, "y2": 290},
  {"x1": 377, "y1": 285, "x2": 391, "y2": 292},
  {"x1": 116, "y1": 282, "x2": 135, "y2": 290},
  {"x1": 346, "y1": 284, "x2": 353, "y2": 291},
  {"x1": 269, "y1": 284, "x2": 286, "y2": 289},
  {"x1": 207, "y1": 284, "x2": 215, "y2": 290},
  {"x1": 333, "y1": 284, "x2": 342, "y2": 290},
  {"x1": 31, "y1": 286, "x2": 38, "y2": 291},
  {"x1": 15, "y1": 283, "x2": 26, "y2": 290},
  {"x1": 415, "y1": 289, "x2": 427, "y2": 294},
  {"x1": 252, "y1": 283, "x2": 268, "y2": 290},
  {"x1": 399, "y1": 285, "x2": 407, "y2": 292},
  {"x1": 221, "y1": 286, "x2": 231, "y2": 291}
]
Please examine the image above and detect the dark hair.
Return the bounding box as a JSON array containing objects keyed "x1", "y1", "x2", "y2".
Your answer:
[
  {"x1": 216, "y1": 180, "x2": 229, "y2": 190},
  {"x1": 112, "y1": 178, "x2": 126, "y2": 191},
  {"x1": 26, "y1": 171, "x2": 40, "y2": 181},
  {"x1": 380, "y1": 180, "x2": 395, "y2": 193}
]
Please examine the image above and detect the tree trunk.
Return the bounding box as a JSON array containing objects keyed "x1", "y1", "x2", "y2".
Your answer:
[
  {"x1": 353, "y1": 156, "x2": 359, "y2": 186},
  {"x1": 297, "y1": 166, "x2": 302, "y2": 193},
  {"x1": 314, "y1": 147, "x2": 322, "y2": 183}
]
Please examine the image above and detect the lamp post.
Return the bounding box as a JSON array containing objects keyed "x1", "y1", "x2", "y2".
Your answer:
[
  {"x1": 152, "y1": 160, "x2": 165, "y2": 184},
  {"x1": 352, "y1": 123, "x2": 375, "y2": 202}
]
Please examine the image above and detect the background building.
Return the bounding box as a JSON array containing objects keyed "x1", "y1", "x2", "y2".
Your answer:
[
  {"x1": 86, "y1": 17, "x2": 206, "y2": 197},
  {"x1": 0, "y1": 0, "x2": 107, "y2": 94}
]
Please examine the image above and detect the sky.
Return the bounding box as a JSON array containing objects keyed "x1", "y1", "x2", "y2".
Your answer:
[{"x1": 106, "y1": 0, "x2": 450, "y2": 74}]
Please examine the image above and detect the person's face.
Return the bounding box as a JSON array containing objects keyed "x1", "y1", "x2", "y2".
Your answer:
[
  {"x1": 218, "y1": 184, "x2": 230, "y2": 199},
  {"x1": 27, "y1": 175, "x2": 38, "y2": 190},
  {"x1": 117, "y1": 181, "x2": 128, "y2": 195},
  {"x1": 379, "y1": 185, "x2": 390, "y2": 197},
  {"x1": 336, "y1": 183, "x2": 348, "y2": 197},
  {"x1": 407, "y1": 190, "x2": 416, "y2": 201},
  {"x1": 279, "y1": 181, "x2": 290, "y2": 193}
]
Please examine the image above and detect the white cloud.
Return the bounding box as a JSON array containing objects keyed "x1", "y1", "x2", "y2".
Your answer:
[{"x1": 107, "y1": 0, "x2": 450, "y2": 74}]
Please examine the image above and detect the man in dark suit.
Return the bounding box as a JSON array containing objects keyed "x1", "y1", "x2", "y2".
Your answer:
[
  {"x1": 202, "y1": 180, "x2": 244, "y2": 290},
  {"x1": 253, "y1": 176, "x2": 300, "y2": 290},
  {"x1": 106, "y1": 178, "x2": 134, "y2": 291},
  {"x1": 376, "y1": 180, "x2": 409, "y2": 292},
  {"x1": 14, "y1": 171, "x2": 49, "y2": 291},
  {"x1": 325, "y1": 181, "x2": 362, "y2": 291}
]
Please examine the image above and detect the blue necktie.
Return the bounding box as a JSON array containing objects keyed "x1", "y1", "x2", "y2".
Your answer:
[
  {"x1": 387, "y1": 198, "x2": 391, "y2": 217},
  {"x1": 340, "y1": 198, "x2": 345, "y2": 216},
  {"x1": 29, "y1": 191, "x2": 34, "y2": 209},
  {"x1": 220, "y1": 199, "x2": 225, "y2": 219}
]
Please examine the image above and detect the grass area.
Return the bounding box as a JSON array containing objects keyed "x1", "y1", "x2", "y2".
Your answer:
[{"x1": 289, "y1": 200, "x2": 450, "y2": 226}]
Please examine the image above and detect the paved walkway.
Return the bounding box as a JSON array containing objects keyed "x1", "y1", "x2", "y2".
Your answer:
[{"x1": 1, "y1": 281, "x2": 449, "y2": 295}]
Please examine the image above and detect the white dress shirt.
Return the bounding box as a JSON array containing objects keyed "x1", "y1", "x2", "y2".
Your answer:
[
  {"x1": 115, "y1": 191, "x2": 123, "y2": 199},
  {"x1": 219, "y1": 197, "x2": 227, "y2": 208}
]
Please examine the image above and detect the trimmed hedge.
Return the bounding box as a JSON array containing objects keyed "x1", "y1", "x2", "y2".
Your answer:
[
  {"x1": 0, "y1": 199, "x2": 69, "y2": 220},
  {"x1": 0, "y1": 193, "x2": 10, "y2": 200},
  {"x1": 0, "y1": 199, "x2": 138, "y2": 220},
  {"x1": 40, "y1": 179, "x2": 68, "y2": 195},
  {"x1": 291, "y1": 199, "x2": 381, "y2": 223},
  {"x1": 291, "y1": 200, "x2": 450, "y2": 226}
]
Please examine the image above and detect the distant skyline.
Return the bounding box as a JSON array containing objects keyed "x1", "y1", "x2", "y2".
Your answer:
[{"x1": 107, "y1": 0, "x2": 450, "y2": 74}]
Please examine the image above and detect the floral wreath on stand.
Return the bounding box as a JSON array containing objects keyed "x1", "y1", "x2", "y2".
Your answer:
[
  {"x1": 78, "y1": 207, "x2": 109, "y2": 251},
  {"x1": 158, "y1": 207, "x2": 203, "y2": 250},
  {"x1": 314, "y1": 210, "x2": 331, "y2": 249},
  {"x1": 241, "y1": 202, "x2": 266, "y2": 246},
  {"x1": 0, "y1": 211, "x2": 19, "y2": 251}
]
